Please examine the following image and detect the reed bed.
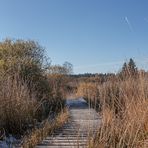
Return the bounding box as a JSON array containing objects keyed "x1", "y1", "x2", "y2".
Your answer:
[{"x1": 78, "y1": 74, "x2": 148, "y2": 148}]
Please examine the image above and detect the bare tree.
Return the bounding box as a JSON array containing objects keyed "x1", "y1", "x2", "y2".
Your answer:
[{"x1": 63, "y1": 61, "x2": 73, "y2": 75}]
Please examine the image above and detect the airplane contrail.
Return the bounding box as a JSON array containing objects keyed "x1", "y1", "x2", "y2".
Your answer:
[{"x1": 125, "y1": 16, "x2": 133, "y2": 32}]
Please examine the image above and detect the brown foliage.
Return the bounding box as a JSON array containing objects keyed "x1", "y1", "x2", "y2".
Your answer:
[
  {"x1": 0, "y1": 39, "x2": 66, "y2": 137},
  {"x1": 77, "y1": 74, "x2": 148, "y2": 147}
]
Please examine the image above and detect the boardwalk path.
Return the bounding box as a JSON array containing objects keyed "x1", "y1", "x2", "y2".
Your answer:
[{"x1": 36, "y1": 98, "x2": 101, "y2": 148}]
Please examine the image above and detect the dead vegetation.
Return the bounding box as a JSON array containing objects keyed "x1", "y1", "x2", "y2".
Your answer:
[
  {"x1": 77, "y1": 60, "x2": 148, "y2": 148},
  {"x1": 0, "y1": 39, "x2": 68, "y2": 142},
  {"x1": 20, "y1": 108, "x2": 69, "y2": 148}
]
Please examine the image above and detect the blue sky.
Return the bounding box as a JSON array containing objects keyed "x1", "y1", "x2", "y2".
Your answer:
[{"x1": 0, "y1": 0, "x2": 148, "y2": 74}]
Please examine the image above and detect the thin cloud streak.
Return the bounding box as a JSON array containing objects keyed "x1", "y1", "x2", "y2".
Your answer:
[
  {"x1": 75, "y1": 61, "x2": 123, "y2": 69},
  {"x1": 74, "y1": 58, "x2": 148, "y2": 70},
  {"x1": 125, "y1": 16, "x2": 133, "y2": 32}
]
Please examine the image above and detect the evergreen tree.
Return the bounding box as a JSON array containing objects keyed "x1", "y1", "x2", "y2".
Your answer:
[
  {"x1": 120, "y1": 58, "x2": 138, "y2": 79},
  {"x1": 121, "y1": 62, "x2": 128, "y2": 78},
  {"x1": 128, "y1": 58, "x2": 137, "y2": 75}
]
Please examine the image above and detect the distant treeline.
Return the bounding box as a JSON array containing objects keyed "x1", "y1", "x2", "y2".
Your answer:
[
  {"x1": 70, "y1": 73, "x2": 115, "y2": 78},
  {"x1": 70, "y1": 58, "x2": 148, "y2": 82}
]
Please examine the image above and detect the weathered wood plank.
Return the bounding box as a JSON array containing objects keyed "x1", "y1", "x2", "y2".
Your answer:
[{"x1": 36, "y1": 98, "x2": 101, "y2": 148}]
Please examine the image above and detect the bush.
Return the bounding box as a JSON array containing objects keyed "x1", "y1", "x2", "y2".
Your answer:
[{"x1": 0, "y1": 39, "x2": 65, "y2": 136}]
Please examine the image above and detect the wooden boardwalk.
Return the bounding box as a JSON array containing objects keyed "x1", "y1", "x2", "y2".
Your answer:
[{"x1": 36, "y1": 98, "x2": 101, "y2": 148}]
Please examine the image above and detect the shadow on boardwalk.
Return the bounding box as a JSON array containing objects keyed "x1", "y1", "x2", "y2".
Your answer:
[{"x1": 36, "y1": 98, "x2": 101, "y2": 148}]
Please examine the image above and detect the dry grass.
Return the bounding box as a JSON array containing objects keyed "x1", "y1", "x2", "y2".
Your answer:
[
  {"x1": 77, "y1": 74, "x2": 148, "y2": 148},
  {"x1": 20, "y1": 108, "x2": 69, "y2": 148},
  {"x1": 0, "y1": 39, "x2": 66, "y2": 138},
  {"x1": 0, "y1": 74, "x2": 37, "y2": 136}
]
